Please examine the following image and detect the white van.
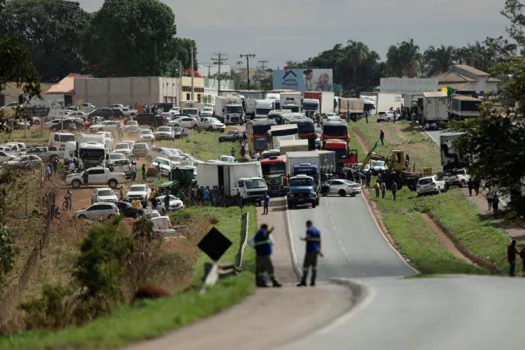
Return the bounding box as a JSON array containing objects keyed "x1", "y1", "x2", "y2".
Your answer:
[{"x1": 49, "y1": 132, "x2": 76, "y2": 151}]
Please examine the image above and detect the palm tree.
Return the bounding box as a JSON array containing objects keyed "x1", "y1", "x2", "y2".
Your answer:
[
  {"x1": 345, "y1": 40, "x2": 370, "y2": 89},
  {"x1": 423, "y1": 45, "x2": 455, "y2": 76},
  {"x1": 386, "y1": 38, "x2": 422, "y2": 77}
]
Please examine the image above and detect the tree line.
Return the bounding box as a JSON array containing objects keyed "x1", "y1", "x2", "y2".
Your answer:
[
  {"x1": 286, "y1": 38, "x2": 499, "y2": 93},
  {"x1": 0, "y1": 0, "x2": 197, "y2": 82}
]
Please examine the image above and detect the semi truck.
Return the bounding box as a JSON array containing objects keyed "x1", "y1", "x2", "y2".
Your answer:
[
  {"x1": 323, "y1": 139, "x2": 358, "y2": 169},
  {"x1": 423, "y1": 92, "x2": 449, "y2": 126},
  {"x1": 279, "y1": 91, "x2": 302, "y2": 113},
  {"x1": 339, "y1": 98, "x2": 365, "y2": 120},
  {"x1": 286, "y1": 151, "x2": 321, "y2": 209},
  {"x1": 261, "y1": 156, "x2": 288, "y2": 196},
  {"x1": 303, "y1": 91, "x2": 335, "y2": 114},
  {"x1": 440, "y1": 132, "x2": 465, "y2": 171},
  {"x1": 237, "y1": 90, "x2": 265, "y2": 118},
  {"x1": 285, "y1": 116, "x2": 316, "y2": 150},
  {"x1": 214, "y1": 96, "x2": 244, "y2": 125},
  {"x1": 255, "y1": 99, "x2": 275, "y2": 118},
  {"x1": 246, "y1": 118, "x2": 277, "y2": 157},
  {"x1": 196, "y1": 162, "x2": 268, "y2": 203},
  {"x1": 268, "y1": 124, "x2": 299, "y2": 149},
  {"x1": 265, "y1": 92, "x2": 281, "y2": 109}
]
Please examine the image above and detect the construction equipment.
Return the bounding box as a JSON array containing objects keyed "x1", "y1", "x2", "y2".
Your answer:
[{"x1": 381, "y1": 150, "x2": 423, "y2": 191}]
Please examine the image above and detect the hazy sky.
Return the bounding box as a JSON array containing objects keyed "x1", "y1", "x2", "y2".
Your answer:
[{"x1": 79, "y1": 0, "x2": 508, "y2": 69}]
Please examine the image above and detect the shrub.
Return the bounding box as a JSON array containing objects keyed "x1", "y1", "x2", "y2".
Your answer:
[
  {"x1": 0, "y1": 225, "x2": 15, "y2": 291},
  {"x1": 19, "y1": 284, "x2": 74, "y2": 330}
]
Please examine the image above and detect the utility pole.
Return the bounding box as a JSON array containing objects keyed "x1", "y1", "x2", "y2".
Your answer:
[
  {"x1": 257, "y1": 60, "x2": 268, "y2": 85},
  {"x1": 240, "y1": 54, "x2": 255, "y2": 89},
  {"x1": 190, "y1": 46, "x2": 195, "y2": 101},
  {"x1": 203, "y1": 64, "x2": 213, "y2": 77},
  {"x1": 211, "y1": 53, "x2": 228, "y2": 95}
]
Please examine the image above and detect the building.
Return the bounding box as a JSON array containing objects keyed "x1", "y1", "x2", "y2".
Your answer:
[
  {"x1": 0, "y1": 82, "x2": 52, "y2": 106},
  {"x1": 437, "y1": 65, "x2": 501, "y2": 95},
  {"x1": 204, "y1": 78, "x2": 235, "y2": 104},
  {"x1": 46, "y1": 73, "x2": 90, "y2": 106}
]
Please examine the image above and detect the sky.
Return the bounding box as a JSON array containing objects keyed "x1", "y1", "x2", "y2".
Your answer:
[{"x1": 79, "y1": 0, "x2": 509, "y2": 70}]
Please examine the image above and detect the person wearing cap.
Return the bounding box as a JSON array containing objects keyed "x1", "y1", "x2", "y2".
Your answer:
[{"x1": 253, "y1": 224, "x2": 281, "y2": 288}]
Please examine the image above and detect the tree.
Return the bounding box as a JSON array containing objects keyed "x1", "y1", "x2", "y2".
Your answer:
[
  {"x1": 84, "y1": 0, "x2": 176, "y2": 77},
  {"x1": 453, "y1": 41, "x2": 496, "y2": 72},
  {"x1": 0, "y1": 0, "x2": 90, "y2": 82},
  {"x1": 423, "y1": 45, "x2": 455, "y2": 76},
  {"x1": 386, "y1": 38, "x2": 422, "y2": 77},
  {"x1": 344, "y1": 41, "x2": 371, "y2": 89}
]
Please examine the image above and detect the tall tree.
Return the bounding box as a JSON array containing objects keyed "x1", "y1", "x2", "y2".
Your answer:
[
  {"x1": 386, "y1": 38, "x2": 422, "y2": 77},
  {"x1": 453, "y1": 41, "x2": 496, "y2": 72},
  {"x1": 0, "y1": 0, "x2": 90, "y2": 82},
  {"x1": 85, "y1": 0, "x2": 176, "y2": 77},
  {"x1": 423, "y1": 45, "x2": 455, "y2": 76},
  {"x1": 344, "y1": 41, "x2": 371, "y2": 89}
]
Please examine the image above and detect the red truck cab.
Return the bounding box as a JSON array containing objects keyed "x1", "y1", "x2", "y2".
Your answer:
[{"x1": 260, "y1": 156, "x2": 287, "y2": 195}]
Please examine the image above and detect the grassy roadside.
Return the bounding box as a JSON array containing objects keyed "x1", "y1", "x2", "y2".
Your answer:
[
  {"x1": 1, "y1": 206, "x2": 258, "y2": 350},
  {"x1": 351, "y1": 116, "x2": 509, "y2": 274}
]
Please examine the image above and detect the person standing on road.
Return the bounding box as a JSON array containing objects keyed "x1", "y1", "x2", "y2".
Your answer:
[
  {"x1": 82, "y1": 171, "x2": 89, "y2": 187},
  {"x1": 298, "y1": 220, "x2": 323, "y2": 287},
  {"x1": 508, "y1": 240, "x2": 520, "y2": 277},
  {"x1": 467, "y1": 179, "x2": 473, "y2": 196},
  {"x1": 493, "y1": 194, "x2": 500, "y2": 217},
  {"x1": 141, "y1": 164, "x2": 146, "y2": 181},
  {"x1": 380, "y1": 130, "x2": 385, "y2": 146},
  {"x1": 487, "y1": 190, "x2": 494, "y2": 211},
  {"x1": 374, "y1": 181, "x2": 380, "y2": 198},
  {"x1": 119, "y1": 186, "x2": 125, "y2": 200},
  {"x1": 263, "y1": 192, "x2": 270, "y2": 215},
  {"x1": 473, "y1": 179, "x2": 480, "y2": 196},
  {"x1": 365, "y1": 172, "x2": 371, "y2": 188},
  {"x1": 365, "y1": 111, "x2": 369, "y2": 124},
  {"x1": 164, "y1": 192, "x2": 170, "y2": 214},
  {"x1": 392, "y1": 181, "x2": 398, "y2": 201},
  {"x1": 380, "y1": 181, "x2": 386, "y2": 199},
  {"x1": 231, "y1": 147, "x2": 235, "y2": 158},
  {"x1": 253, "y1": 224, "x2": 282, "y2": 288}
]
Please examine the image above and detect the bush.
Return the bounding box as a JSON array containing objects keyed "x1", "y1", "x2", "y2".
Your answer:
[
  {"x1": 0, "y1": 225, "x2": 15, "y2": 291},
  {"x1": 19, "y1": 284, "x2": 74, "y2": 330}
]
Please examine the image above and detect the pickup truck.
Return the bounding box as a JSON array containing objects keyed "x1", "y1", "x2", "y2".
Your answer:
[
  {"x1": 65, "y1": 167, "x2": 127, "y2": 189},
  {"x1": 195, "y1": 117, "x2": 225, "y2": 132},
  {"x1": 25, "y1": 146, "x2": 63, "y2": 161}
]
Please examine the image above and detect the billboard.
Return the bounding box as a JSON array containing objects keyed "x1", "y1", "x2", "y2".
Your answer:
[
  {"x1": 380, "y1": 78, "x2": 438, "y2": 94},
  {"x1": 273, "y1": 69, "x2": 333, "y2": 92}
]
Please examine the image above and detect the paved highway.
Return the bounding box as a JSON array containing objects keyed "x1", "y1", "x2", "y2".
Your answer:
[
  {"x1": 279, "y1": 275, "x2": 525, "y2": 350},
  {"x1": 426, "y1": 130, "x2": 442, "y2": 144},
  {"x1": 288, "y1": 196, "x2": 416, "y2": 279}
]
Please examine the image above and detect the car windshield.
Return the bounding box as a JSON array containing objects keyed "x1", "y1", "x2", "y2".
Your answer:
[
  {"x1": 126, "y1": 121, "x2": 138, "y2": 126},
  {"x1": 419, "y1": 178, "x2": 433, "y2": 185},
  {"x1": 158, "y1": 127, "x2": 171, "y2": 132},
  {"x1": 98, "y1": 190, "x2": 114, "y2": 196},
  {"x1": 371, "y1": 161, "x2": 385, "y2": 167},
  {"x1": 140, "y1": 130, "x2": 152, "y2": 135},
  {"x1": 155, "y1": 158, "x2": 170, "y2": 166},
  {"x1": 129, "y1": 185, "x2": 146, "y2": 191},
  {"x1": 262, "y1": 162, "x2": 286, "y2": 175},
  {"x1": 134, "y1": 144, "x2": 146, "y2": 149},
  {"x1": 245, "y1": 179, "x2": 266, "y2": 189},
  {"x1": 209, "y1": 119, "x2": 221, "y2": 124},
  {"x1": 323, "y1": 125, "x2": 347, "y2": 136},
  {"x1": 116, "y1": 144, "x2": 130, "y2": 149},
  {"x1": 289, "y1": 178, "x2": 313, "y2": 186}
]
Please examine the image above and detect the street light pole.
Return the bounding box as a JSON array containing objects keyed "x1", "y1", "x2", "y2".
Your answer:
[{"x1": 178, "y1": 60, "x2": 183, "y2": 106}]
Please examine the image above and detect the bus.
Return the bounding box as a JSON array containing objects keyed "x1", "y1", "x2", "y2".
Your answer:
[{"x1": 246, "y1": 118, "x2": 277, "y2": 158}]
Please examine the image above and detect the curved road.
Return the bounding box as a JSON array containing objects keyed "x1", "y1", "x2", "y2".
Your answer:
[{"x1": 288, "y1": 195, "x2": 416, "y2": 279}]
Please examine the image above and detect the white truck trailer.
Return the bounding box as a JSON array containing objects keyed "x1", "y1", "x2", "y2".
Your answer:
[
  {"x1": 376, "y1": 93, "x2": 403, "y2": 113},
  {"x1": 196, "y1": 162, "x2": 268, "y2": 202},
  {"x1": 214, "y1": 96, "x2": 244, "y2": 125},
  {"x1": 255, "y1": 99, "x2": 275, "y2": 119},
  {"x1": 279, "y1": 91, "x2": 302, "y2": 113},
  {"x1": 423, "y1": 91, "x2": 449, "y2": 126},
  {"x1": 279, "y1": 139, "x2": 309, "y2": 155}
]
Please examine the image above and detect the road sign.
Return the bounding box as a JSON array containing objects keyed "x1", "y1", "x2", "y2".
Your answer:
[
  {"x1": 23, "y1": 107, "x2": 49, "y2": 117},
  {"x1": 197, "y1": 227, "x2": 232, "y2": 262}
]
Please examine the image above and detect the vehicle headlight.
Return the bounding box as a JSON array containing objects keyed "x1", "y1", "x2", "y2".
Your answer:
[{"x1": 309, "y1": 192, "x2": 315, "y2": 197}]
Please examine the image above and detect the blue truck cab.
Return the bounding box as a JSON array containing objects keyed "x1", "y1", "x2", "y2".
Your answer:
[{"x1": 287, "y1": 163, "x2": 320, "y2": 209}]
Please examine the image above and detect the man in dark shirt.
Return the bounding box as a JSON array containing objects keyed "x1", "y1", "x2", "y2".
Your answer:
[
  {"x1": 298, "y1": 220, "x2": 323, "y2": 287},
  {"x1": 508, "y1": 240, "x2": 519, "y2": 277}
]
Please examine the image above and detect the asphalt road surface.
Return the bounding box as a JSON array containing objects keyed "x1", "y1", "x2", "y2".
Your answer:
[
  {"x1": 426, "y1": 130, "x2": 442, "y2": 144},
  {"x1": 288, "y1": 195, "x2": 416, "y2": 279},
  {"x1": 278, "y1": 275, "x2": 525, "y2": 350}
]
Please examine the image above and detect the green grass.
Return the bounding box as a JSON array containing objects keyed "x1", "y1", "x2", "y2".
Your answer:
[
  {"x1": 351, "y1": 116, "x2": 509, "y2": 275},
  {"x1": 157, "y1": 129, "x2": 243, "y2": 162},
  {"x1": 0, "y1": 128, "x2": 51, "y2": 145},
  {"x1": 1, "y1": 206, "x2": 258, "y2": 350}
]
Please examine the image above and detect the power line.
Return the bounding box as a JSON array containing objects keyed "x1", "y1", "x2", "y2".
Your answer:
[
  {"x1": 211, "y1": 53, "x2": 228, "y2": 94},
  {"x1": 203, "y1": 64, "x2": 213, "y2": 77},
  {"x1": 256, "y1": 60, "x2": 268, "y2": 83},
  {"x1": 240, "y1": 53, "x2": 256, "y2": 89},
  {"x1": 258, "y1": 60, "x2": 268, "y2": 71}
]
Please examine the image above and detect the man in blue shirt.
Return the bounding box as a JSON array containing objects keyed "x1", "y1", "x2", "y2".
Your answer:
[
  {"x1": 298, "y1": 220, "x2": 323, "y2": 287},
  {"x1": 254, "y1": 224, "x2": 282, "y2": 288},
  {"x1": 263, "y1": 192, "x2": 270, "y2": 215}
]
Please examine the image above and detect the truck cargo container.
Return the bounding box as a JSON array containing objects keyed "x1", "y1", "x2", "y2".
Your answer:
[
  {"x1": 279, "y1": 139, "x2": 309, "y2": 155},
  {"x1": 339, "y1": 98, "x2": 364, "y2": 120},
  {"x1": 376, "y1": 93, "x2": 403, "y2": 113},
  {"x1": 214, "y1": 96, "x2": 244, "y2": 125},
  {"x1": 255, "y1": 99, "x2": 275, "y2": 118},
  {"x1": 303, "y1": 91, "x2": 335, "y2": 114},
  {"x1": 237, "y1": 90, "x2": 265, "y2": 118},
  {"x1": 422, "y1": 91, "x2": 448, "y2": 126},
  {"x1": 279, "y1": 91, "x2": 302, "y2": 113},
  {"x1": 449, "y1": 95, "x2": 481, "y2": 120}
]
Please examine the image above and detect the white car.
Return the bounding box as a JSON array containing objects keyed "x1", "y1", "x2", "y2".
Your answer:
[
  {"x1": 442, "y1": 169, "x2": 471, "y2": 187},
  {"x1": 323, "y1": 116, "x2": 342, "y2": 125},
  {"x1": 417, "y1": 175, "x2": 447, "y2": 196},
  {"x1": 0, "y1": 150, "x2": 15, "y2": 163},
  {"x1": 169, "y1": 107, "x2": 181, "y2": 115},
  {"x1": 114, "y1": 143, "x2": 133, "y2": 156},
  {"x1": 89, "y1": 120, "x2": 121, "y2": 133},
  {"x1": 91, "y1": 188, "x2": 119, "y2": 204},
  {"x1": 369, "y1": 160, "x2": 388, "y2": 174},
  {"x1": 169, "y1": 116, "x2": 197, "y2": 128},
  {"x1": 126, "y1": 184, "x2": 152, "y2": 201},
  {"x1": 151, "y1": 156, "x2": 175, "y2": 176},
  {"x1": 219, "y1": 155, "x2": 235, "y2": 163},
  {"x1": 154, "y1": 126, "x2": 175, "y2": 140},
  {"x1": 200, "y1": 107, "x2": 214, "y2": 117},
  {"x1": 155, "y1": 195, "x2": 184, "y2": 212},
  {"x1": 65, "y1": 111, "x2": 87, "y2": 119},
  {"x1": 325, "y1": 113, "x2": 338, "y2": 118},
  {"x1": 75, "y1": 203, "x2": 119, "y2": 220},
  {"x1": 107, "y1": 152, "x2": 127, "y2": 162},
  {"x1": 321, "y1": 179, "x2": 362, "y2": 197},
  {"x1": 376, "y1": 111, "x2": 400, "y2": 122},
  {"x1": 196, "y1": 117, "x2": 225, "y2": 132},
  {"x1": 124, "y1": 120, "x2": 140, "y2": 134},
  {"x1": 7, "y1": 154, "x2": 42, "y2": 169},
  {"x1": 139, "y1": 128, "x2": 155, "y2": 141}
]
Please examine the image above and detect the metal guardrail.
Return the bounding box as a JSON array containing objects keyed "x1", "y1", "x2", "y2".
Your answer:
[{"x1": 200, "y1": 212, "x2": 249, "y2": 294}]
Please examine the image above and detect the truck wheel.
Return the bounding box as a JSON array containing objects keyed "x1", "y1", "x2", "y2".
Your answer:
[
  {"x1": 108, "y1": 179, "x2": 117, "y2": 189},
  {"x1": 208, "y1": 126, "x2": 214, "y2": 131},
  {"x1": 72, "y1": 179, "x2": 81, "y2": 189},
  {"x1": 338, "y1": 189, "x2": 347, "y2": 197},
  {"x1": 312, "y1": 202, "x2": 316, "y2": 208}
]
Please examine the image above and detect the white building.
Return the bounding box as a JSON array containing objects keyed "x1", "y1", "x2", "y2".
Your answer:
[{"x1": 437, "y1": 65, "x2": 501, "y2": 95}]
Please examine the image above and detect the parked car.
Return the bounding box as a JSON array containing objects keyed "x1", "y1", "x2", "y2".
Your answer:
[
  {"x1": 369, "y1": 160, "x2": 388, "y2": 174},
  {"x1": 442, "y1": 168, "x2": 470, "y2": 187},
  {"x1": 155, "y1": 195, "x2": 184, "y2": 213},
  {"x1": 126, "y1": 184, "x2": 152, "y2": 201},
  {"x1": 6, "y1": 155, "x2": 42, "y2": 169},
  {"x1": 116, "y1": 201, "x2": 144, "y2": 218},
  {"x1": 25, "y1": 146, "x2": 62, "y2": 162},
  {"x1": 321, "y1": 179, "x2": 361, "y2": 197},
  {"x1": 416, "y1": 175, "x2": 447, "y2": 196},
  {"x1": 107, "y1": 152, "x2": 127, "y2": 163},
  {"x1": 132, "y1": 142, "x2": 150, "y2": 159},
  {"x1": 0, "y1": 150, "x2": 15, "y2": 163},
  {"x1": 87, "y1": 108, "x2": 123, "y2": 119},
  {"x1": 139, "y1": 128, "x2": 155, "y2": 141},
  {"x1": 169, "y1": 107, "x2": 181, "y2": 115},
  {"x1": 135, "y1": 113, "x2": 165, "y2": 126},
  {"x1": 195, "y1": 117, "x2": 225, "y2": 132},
  {"x1": 169, "y1": 116, "x2": 197, "y2": 128},
  {"x1": 66, "y1": 167, "x2": 127, "y2": 189},
  {"x1": 89, "y1": 120, "x2": 121, "y2": 133},
  {"x1": 75, "y1": 203, "x2": 119, "y2": 220},
  {"x1": 124, "y1": 120, "x2": 140, "y2": 134},
  {"x1": 91, "y1": 188, "x2": 119, "y2": 204},
  {"x1": 151, "y1": 156, "x2": 175, "y2": 176},
  {"x1": 114, "y1": 142, "x2": 133, "y2": 157},
  {"x1": 219, "y1": 130, "x2": 243, "y2": 142},
  {"x1": 154, "y1": 126, "x2": 175, "y2": 140},
  {"x1": 376, "y1": 111, "x2": 400, "y2": 122}
]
